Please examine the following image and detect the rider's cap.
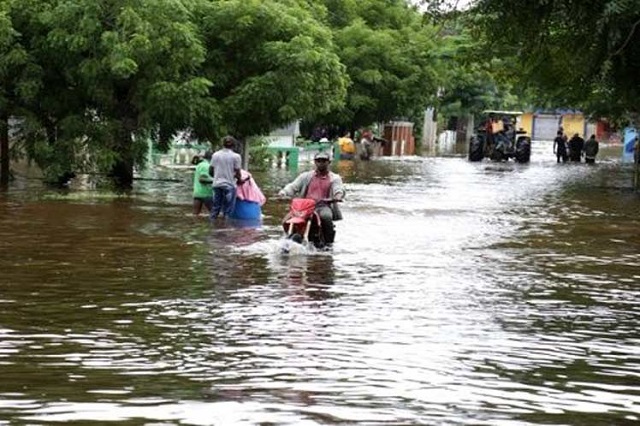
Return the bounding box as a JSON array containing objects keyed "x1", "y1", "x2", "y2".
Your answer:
[{"x1": 314, "y1": 151, "x2": 331, "y2": 161}]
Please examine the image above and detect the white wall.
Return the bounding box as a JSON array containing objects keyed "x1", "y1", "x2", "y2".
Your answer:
[
  {"x1": 267, "y1": 121, "x2": 300, "y2": 148},
  {"x1": 422, "y1": 108, "x2": 438, "y2": 149}
]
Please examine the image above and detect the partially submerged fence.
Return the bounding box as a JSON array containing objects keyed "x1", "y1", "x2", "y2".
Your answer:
[{"x1": 149, "y1": 141, "x2": 337, "y2": 170}]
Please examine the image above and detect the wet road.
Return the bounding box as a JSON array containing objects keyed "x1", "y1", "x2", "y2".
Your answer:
[{"x1": 0, "y1": 142, "x2": 638, "y2": 425}]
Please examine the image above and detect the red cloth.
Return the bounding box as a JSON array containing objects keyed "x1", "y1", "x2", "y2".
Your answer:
[
  {"x1": 286, "y1": 198, "x2": 317, "y2": 224},
  {"x1": 305, "y1": 173, "x2": 332, "y2": 201}
]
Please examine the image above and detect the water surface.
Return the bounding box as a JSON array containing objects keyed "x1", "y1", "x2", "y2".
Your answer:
[{"x1": 0, "y1": 142, "x2": 638, "y2": 425}]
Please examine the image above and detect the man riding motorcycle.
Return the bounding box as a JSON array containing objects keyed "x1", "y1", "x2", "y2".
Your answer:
[{"x1": 278, "y1": 151, "x2": 345, "y2": 246}]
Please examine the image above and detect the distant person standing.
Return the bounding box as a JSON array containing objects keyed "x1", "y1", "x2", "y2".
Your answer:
[
  {"x1": 559, "y1": 126, "x2": 568, "y2": 145},
  {"x1": 210, "y1": 136, "x2": 242, "y2": 219},
  {"x1": 583, "y1": 135, "x2": 599, "y2": 164},
  {"x1": 553, "y1": 130, "x2": 568, "y2": 163},
  {"x1": 338, "y1": 131, "x2": 356, "y2": 160},
  {"x1": 359, "y1": 129, "x2": 374, "y2": 160},
  {"x1": 568, "y1": 133, "x2": 585, "y2": 162},
  {"x1": 192, "y1": 150, "x2": 213, "y2": 215}
]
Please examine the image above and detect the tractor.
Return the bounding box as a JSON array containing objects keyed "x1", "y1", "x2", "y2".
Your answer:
[{"x1": 468, "y1": 110, "x2": 531, "y2": 163}]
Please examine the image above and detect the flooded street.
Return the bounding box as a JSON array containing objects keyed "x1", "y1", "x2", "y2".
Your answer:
[{"x1": 0, "y1": 142, "x2": 639, "y2": 425}]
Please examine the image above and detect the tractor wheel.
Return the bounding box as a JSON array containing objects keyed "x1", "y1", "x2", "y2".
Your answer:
[{"x1": 514, "y1": 137, "x2": 531, "y2": 163}]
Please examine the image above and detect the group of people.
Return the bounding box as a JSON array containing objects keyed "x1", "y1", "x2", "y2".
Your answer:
[
  {"x1": 553, "y1": 131, "x2": 599, "y2": 164},
  {"x1": 192, "y1": 135, "x2": 255, "y2": 218},
  {"x1": 337, "y1": 129, "x2": 376, "y2": 160},
  {"x1": 193, "y1": 136, "x2": 345, "y2": 246},
  {"x1": 309, "y1": 125, "x2": 380, "y2": 161}
]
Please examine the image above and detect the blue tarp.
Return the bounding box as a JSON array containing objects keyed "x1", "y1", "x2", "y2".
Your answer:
[{"x1": 623, "y1": 127, "x2": 637, "y2": 162}]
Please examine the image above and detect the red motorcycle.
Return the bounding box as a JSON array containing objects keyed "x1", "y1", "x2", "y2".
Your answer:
[{"x1": 281, "y1": 198, "x2": 338, "y2": 250}]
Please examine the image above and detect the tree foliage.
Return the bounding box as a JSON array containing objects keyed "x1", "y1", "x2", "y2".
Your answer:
[
  {"x1": 53, "y1": 0, "x2": 217, "y2": 187},
  {"x1": 1, "y1": 0, "x2": 216, "y2": 186},
  {"x1": 194, "y1": 0, "x2": 348, "y2": 139},
  {"x1": 434, "y1": 14, "x2": 530, "y2": 118},
  {"x1": 0, "y1": 0, "x2": 40, "y2": 184},
  {"x1": 3, "y1": 0, "x2": 541, "y2": 187},
  {"x1": 475, "y1": 0, "x2": 640, "y2": 121},
  {"x1": 308, "y1": 0, "x2": 441, "y2": 130},
  {"x1": 0, "y1": 0, "x2": 350, "y2": 187}
]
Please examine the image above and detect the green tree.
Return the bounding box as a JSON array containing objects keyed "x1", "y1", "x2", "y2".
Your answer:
[
  {"x1": 4, "y1": 0, "x2": 349, "y2": 188},
  {"x1": 48, "y1": 0, "x2": 215, "y2": 187},
  {"x1": 475, "y1": 0, "x2": 640, "y2": 121},
  {"x1": 193, "y1": 0, "x2": 348, "y2": 139},
  {"x1": 312, "y1": 0, "x2": 441, "y2": 130},
  {"x1": 435, "y1": 15, "x2": 529, "y2": 120},
  {"x1": 4, "y1": 0, "x2": 85, "y2": 184},
  {"x1": 0, "y1": 0, "x2": 41, "y2": 186},
  {"x1": 4, "y1": 0, "x2": 215, "y2": 188},
  {"x1": 0, "y1": 5, "x2": 17, "y2": 186}
]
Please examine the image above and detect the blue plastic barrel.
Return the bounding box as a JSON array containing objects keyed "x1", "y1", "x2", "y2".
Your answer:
[{"x1": 231, "y1": 199, "x2": 262, "y2": 220}]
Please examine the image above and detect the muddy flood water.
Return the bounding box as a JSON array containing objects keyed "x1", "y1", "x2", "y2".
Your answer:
[{"x1": 0, "y1": 142, "x2": 639, "y2": 425}]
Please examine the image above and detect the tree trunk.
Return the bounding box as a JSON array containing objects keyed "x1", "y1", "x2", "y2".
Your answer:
[
  {"x1": 240, "y1": 137, "x2": 249, "y2": 170},
  {"x1": 0, "y1": 113, "x2": 9, "y2": 187},
  {"x1": 110, "y1": 117, "x2": 137, "y2": 190},
  {"x1": 45, "y1": 119, "x2": 57, "y2": 146},
  {"x1": 111, "y1": 157, "x2": 134, "y2": 189}
]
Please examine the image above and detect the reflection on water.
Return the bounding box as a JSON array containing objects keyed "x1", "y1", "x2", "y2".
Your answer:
[{"x1": 0, "y1": 142, "x2": 639, "y2": 425}]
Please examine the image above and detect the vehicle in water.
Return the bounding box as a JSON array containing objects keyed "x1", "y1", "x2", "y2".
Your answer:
[
  {"x1": 468, "y1": 110, "x2": 531, "y2": 163},
  {"x1": 281, "y1": 198, "x2": 339, "y2": 253}
]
